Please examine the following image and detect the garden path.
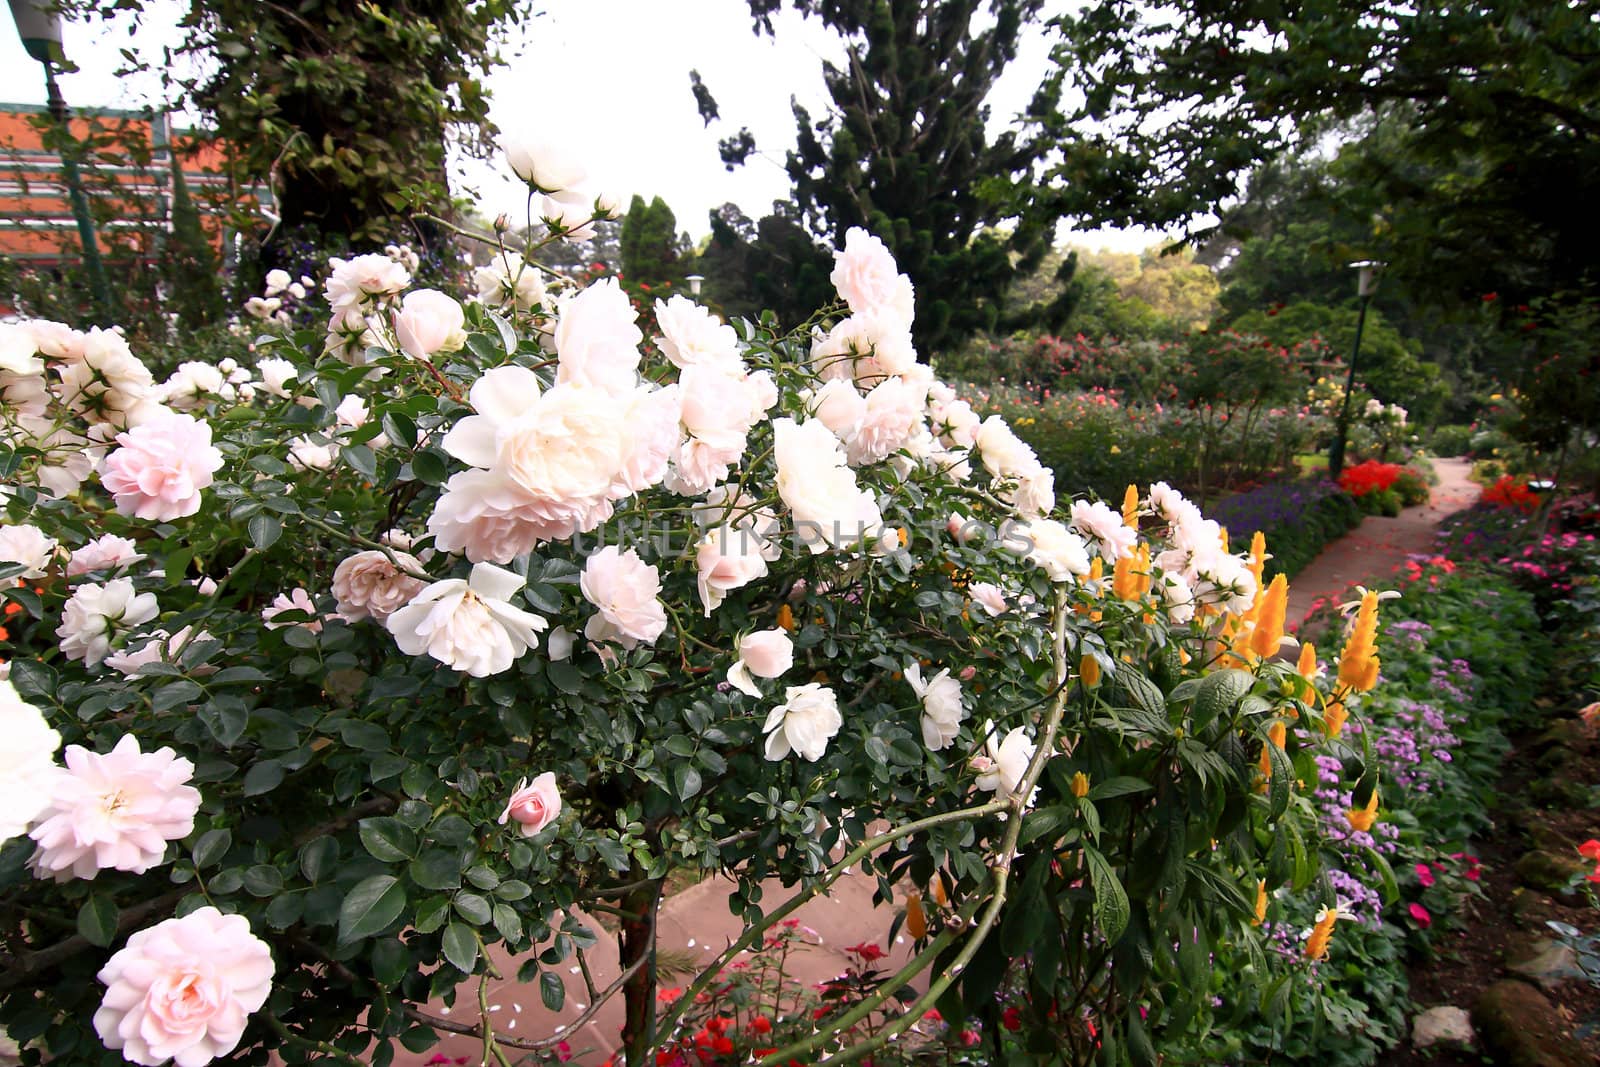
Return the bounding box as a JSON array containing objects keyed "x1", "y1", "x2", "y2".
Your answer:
[
  {"x1": 421, "y1": 459, "x2": 1483, "y2": 1065},
  {"x1": 1285, "y1": 457, "x2": 1478, "y2": 630}
]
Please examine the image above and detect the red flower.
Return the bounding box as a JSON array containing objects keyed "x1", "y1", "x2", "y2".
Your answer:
[
  {"x1": 1408, "y1": 902, "x2": 1432, "y2": 928},
  {"x1": 959, "y1": 1029, "x2": 981, "y2": 1047},
  {"x1": 922, "y1": 1009, "x2": 943, "y2": 1024},
  {"x1": 713, "y1": 1036, "x2": 734, "y2": 1056},
  {"x1": 846, "y1": 941, "x2": 886, "y2": 962},
  {"x1": 1415, "y1": 863, "x2": 1435, "y2": 888},
  {"x1": 1002, "y1": 1007, "x2": 1023, "y2": 1031},
  {"x1": 749, "y1": 1016, "x2": 773, "y2": 1035}
]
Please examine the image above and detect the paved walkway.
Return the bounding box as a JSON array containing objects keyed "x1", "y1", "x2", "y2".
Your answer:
[
  {"x1": 418, "y1": 459, "x2": 1483, "y2": 1066},
  {"x1": 1285, "y1": 457, "x2": 1478, "y2": 628}
]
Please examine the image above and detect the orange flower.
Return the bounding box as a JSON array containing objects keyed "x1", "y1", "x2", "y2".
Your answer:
[
  {"x1": 1121, "y1": 484, "x2": 1140, "y2": 529},
  {"x1": 1337, "y1": 590, "x2": 1381, "y2": 692},
  {"x1": 1080, "y1": 655, "x2": 1101, "y2": 687},
  {"x1": 1305, "y1": 906, "x2": 1340, "y2": 960},
  {"x1": 1346, "y1": 787, "x2": 1380, "y2": 832},
  {"x1": 1250, "y1": 575, "x2": 1289, "y2": 659},
  {"x1": 776, "y1": 603, "x2": 796, "y2": 632},
  {"x1": 1252, "y1": 879, "x2": 1268, "y2": 926},
  {"x1": 1258, "y1": 720, "x2": 1287, "y2": 778},
  {"x1": 905, "y1": 892, "x2": 928, "y2": 939},
  {"x1": 1323, "y1": 700, "x2": 1348, "y2": 739}
]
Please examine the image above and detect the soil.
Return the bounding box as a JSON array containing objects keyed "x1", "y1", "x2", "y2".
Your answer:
[{"x1": 1377, "y1": 726, "x2": 1600, "y2": 1067}]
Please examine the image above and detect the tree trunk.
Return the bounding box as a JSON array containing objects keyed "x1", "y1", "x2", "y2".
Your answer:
[{"x1": 618, "y1": 876, "x2": 665, "y2": 1065}]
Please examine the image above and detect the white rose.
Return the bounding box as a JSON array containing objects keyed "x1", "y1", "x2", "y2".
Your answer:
[
  {"x1": 654, "y1": 295, "x2": 742, "y2": 372},
  {"x1": 773, "y1": 418, "x2": 883, "y2": 553},
  {"x1": 503, "y1": 136, "x2": 587, "y2": 192},
  {"x1": 0, "y1": 523, "x2": 57, "y2": 578},
  {"x1": 1022, "y1": 518, "x2": 1091, "y2": 582},
  {"x1": 0, "y1": 679, "x2": 61, "y2": 843},
  {"x1": 387, "y1": 562, "x2": 549, "y2": 678},
  {"x1": 554, "y1": 279, "x2": 643, "y2": 394},
  {"x1": 974, "y1": 725, "x2": 1039, "y2": 807},
  {"x1": 906, "y1": 662, "x2": 966, "y2": 751},
  {"x1": 974, "y1": 416, "x2": 1041, "y2": 480},
  {"x1": 830, "y1": 227, "x2": 915, "y2": 326},
  {"x1": 762, "y1": 683, "x2": 842, "y2": 762},
  {"x1": 57, "y1": 578, "x2": 159, "y2": 668}
]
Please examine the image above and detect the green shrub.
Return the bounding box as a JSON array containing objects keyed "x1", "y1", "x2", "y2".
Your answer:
[
  {"x1": 1393, "y1": 467, "x2": 1431, "y2": 507},
  {"x1": 1428, "y1": 423, "x2": 1475, "y2": 457}
]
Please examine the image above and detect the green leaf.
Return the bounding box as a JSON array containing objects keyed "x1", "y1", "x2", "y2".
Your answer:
[
  {"x1": 539, "y1": 970, "x2": 565, "y2": 1012},
  {"x1": 338, "y1": 719, "x2": 392, "y2": 752},
  {"x1": 243, "y1": 864, "x2": 284, "y2": 896},
  {"x1": 1088, "y1": 777, "x2": 1155, "y2": 801},
  {"x1": 77, "y1": 896, "x2": 119, "y2": 948},
  {"x1": 372, "y1": 938, "x2": 409, "y2": 986},
  {"x1": 411, "y1": 449, "x2": 448, "y2": 486},
  {"x1": 243, "y1": 760, "x2": 285, "y2": 796},
  {"x1": 360, "y1": 818, "x2": 419, "y2": 862},
  {"x1": 1084, "y1": 846, "x2": 1130, "y2": 943},
  {"x1": 409, "y1": 850, "x2": 462, "y2": 891},
  {"x1": 343, "y1": 443, "x2": 377, "y2": 481},
  {"x1": 338, "y1": 874, "x2": 407, "y2": 943},
  {"x1": 248, "y1": 512, "x2": 282, "y2": 550},
  {"x1": 441, "y1": 921, "x2": 478, "y2": 973},
  {"x1": 454, "y1": 891, "x2": 492, "y2": 925},
  {"x1": 299, "y1": 837, "x2": 339, "y2": 884},
  {"x1": 492, "y1": 902, "x2": 522, "y2": 942},
  {"x1": 6, "y1": 659, "x2": 56, "y2": 700},
  {"x1": 675, "y1": 765, "x2": 703, "y2": 801},
  {"x1": 1190, "y1": 669, "x2": 1254, "y2": 731},
  {"x1": 191, "y1": 828, "x2": 232, "y2": 869}
]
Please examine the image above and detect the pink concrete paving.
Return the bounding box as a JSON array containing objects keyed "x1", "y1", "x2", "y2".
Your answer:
[
  {"x1": 1286, "y1": 457, "x2": 1478, "y2": 628},
  {"x1": 414, "y1": 460, "x2": 1482, "y2": 1066}
]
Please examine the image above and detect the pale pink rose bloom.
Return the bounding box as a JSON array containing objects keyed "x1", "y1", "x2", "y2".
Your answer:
[
  {"x1": 845, "y1": 376, "x2": 923, "y2": 467},
  {"x1": 57, "y1": 578, "x2": 159, "y2": 668},
  {"x1": 387, "y1": 562, "x2": 548, "y2": 677},
  {"x1": 665, "y1": 434, "x2": 746, "y2": 498},
  {"x1": 392, "y1": 289, "x2": 466, "y2": 359},
  {"x1": 324, "y1": 253, "x2": 410, "y2": 311},
  {"x1": 94, "y1": 906, "x2": 273, "y2": 1067},
  {"x1": 725, "y1": 628, "x2": 794, "y2": 697},
  {"x1": 104, "y1": 626, "x2": 212, "y2": 678},
  {"x1": 968, "y1": 582, "x2": 1009, "y2": 617},
  {"x1": 830, "y1": 227, "x2": 915, "y2": 326},
  {"x1": 678, "y1": 364, "x2": 759, "y2": 445},
  {"x1": 30, "y1": 733, "x2": 201, "y2": 881},
  {"x1": 1, "y1": 678, "x2": 61, "y2": 843},
  {"x1": 55, "y1": 327, "x2": 160, "y2": 428},
  {"x1": 696, "y1": 526, "x2": 770, "y2": 616},
  {"x1": 654, "y1": 295, "x2": 742, "y2": 371},
  {"x1": 332, "y1": 550, "x2": 426, "y2": 624},
  {"x1": 540, "y1": 189, "x2": 600, "y2": 242},
  {"x1": 809, "y1": 311, "x2": 916, "y2": 389},
  {"x1": 0, "y1": 522, "x2": 57, "y2": 578},
  {"x1": 334, "y1": 394, "x2": 369, "y2": 428},
  {"x1": 100, "y1": 412, "x2": 224, "y2": 521},
  {"x1": 807, "y1": 378, "x2": 865, "y2": 439},
  {"x1": 580, "y1": 546, "x2": 667, "y2": 649},
  {"x1": 613, "y1": 384, "x2": 682, "y2": 495},
  {"x1": 742, "y1": 369, "x2": 779, "y2": 416},
  {"x1": 261, "y1": 588, "x2": 321, "y2": 632},
  {"x1": 497, "y1": 771, "x2": 562, "y2": 836},
  {"x1": 974, "y1": 415, "x2": 1040, "y2": 480},
  {"x1": 429, "y1": 468, "x2": 612, "y2": 563},
  {"x1": 546, "y1": 625, "x2": 576, "y2": 661},
  {"x1": 68, "y1": 534, "x2": 144, "y2": 577},
  {"x1": 1024, "y1": 519, "x2": 1092, "y2": 582},
  {"x1": 1069, "y1": 499, "x2": 1138, "y2": 561}
]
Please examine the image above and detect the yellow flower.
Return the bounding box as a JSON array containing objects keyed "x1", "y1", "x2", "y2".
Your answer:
[
  {"x1": 1295, "y1": 641, "x2": 1319, "y2": 686},
  {"x1": 905, "y1": 891, "x2": 928, "y2": 939},
  {"x1": 1323, "y1": 700, "x2": 1348, "y2": 739},
  {"x1": 1252, "y1": 879, "x2": 1268, "y2": 926},
  {"x1": 1251, "y1": 575, "x2": 1289, "y2": 659},
  {"x1": 1109, "y1": 444, "x2": 1121, "y2": 454},
  {"x1": 1071, "y1": 771, "x2": 1090, "y2": 799},
  {"x1": 1337, "y1": 590, "x2": 1381, "y2": 692},
  {"x1": 1258, "y1": 720, "x2": 1287, "y2": 778},
  {"x1": 1080, "y1": 655, "x2": 1101, "y2": 687},
  {"x1": 1305, "y1": 906, "x2": 1340, "y2": 960},
  {"x1": 1345, "y1": 787, "x2": 1380, "y2": 832},
  {"x1": 1121, "y1": 484, "x2": 1140, "y2": 530},
  {"x1": 776, "y1": 603, "x2": 796, "y2": 633}
]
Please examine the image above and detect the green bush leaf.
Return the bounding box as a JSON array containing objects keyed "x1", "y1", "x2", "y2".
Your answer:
[
  {"x1": 338, "y1": 874, "x2": 407, "y2": 943},
  {"x1": 76, "y1": 896, "x2": 118, "y2": 948},
  {"x1": 441, "y1": 921, "x2": 478, "y2": 973}
]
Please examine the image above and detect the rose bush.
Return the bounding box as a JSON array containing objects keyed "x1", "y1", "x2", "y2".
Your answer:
[{"x1": 0, "y1": 144, "x2": 1391, "y2": 1066}]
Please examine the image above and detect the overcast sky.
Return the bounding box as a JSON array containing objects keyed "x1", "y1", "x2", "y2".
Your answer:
[{"x1": 0, "y1": 0, "x2": 1162, "y2": 252}]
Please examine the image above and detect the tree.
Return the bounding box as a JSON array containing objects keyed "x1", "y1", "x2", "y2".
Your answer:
[
  {"x1": 1049, "y1": 0, "x2": 1600, "y2": 308},
  {"x1": 703, "y1": 0, "x2": 1067, "y2": 354},
  {"x1": 696, "y1": 203, "x2": 837, "y2": 329},
  {"x1": 72, "y1": 0, "x2": 530, "y2": 251},
  {"x1": 619, "y1": 196, "x2": 689, "y2": 291}
]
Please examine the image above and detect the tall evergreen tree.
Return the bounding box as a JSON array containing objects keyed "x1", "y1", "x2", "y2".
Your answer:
[
  {"x1": 708, "y1": 0, "x2": 1068, "y2": 354},
  {"x1": 619, "y1": 196, "x2": 688, "y2": 290}
]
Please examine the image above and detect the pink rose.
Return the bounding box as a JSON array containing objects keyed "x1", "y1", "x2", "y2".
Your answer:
[
  {"x1": 498, "y1": 771, "x2": 561, "y2": 836},
  {"x1": 261, "y1": 588, "x2": 322, "y2": 633},
  {"x1": 829, "y1": 228, "x2": 915, "y2": 326},
  {"x1": 94, "y1": 906, "x2": 274, "y2": 1067},
  {"x1": 331, "y1": 549, "x2": 426, "y2": 624},
  {"x1": 726, "y1": 628, "x2": 794, "y2": 697},
  {"x1": 100, "y1": 412, "x2": 223, "y2": 521},
  {"x1": 554, "y1": 279, "x2": 643, "y2": 394},
  {"x1": 580, "y1": 546, "x2": 667, "y2": 649},
  {"x1": 67, "y1": 534, "x2": 144, "y2": 577},
  {"x1": 391, "y1": 289, "x2": 465, "y2": 359},
  {"x1": 30, "y1": 734, "x2": 201, "y2": 881},
  {"x1": 695, "y1": 526, "x2": 770, "y2": 615}
]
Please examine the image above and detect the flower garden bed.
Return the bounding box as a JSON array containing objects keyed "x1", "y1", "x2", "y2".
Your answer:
[{"x1": 1207, "y1": 479, "x2": 1363, "y2": 580}]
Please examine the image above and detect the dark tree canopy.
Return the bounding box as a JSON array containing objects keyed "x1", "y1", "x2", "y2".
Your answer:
[
  {"x1": 697, "y1": 203, "x2": 837, "y2": 329},
  {"x1": 72, "y1": 0, "x2": 530, "y2": 249},
  {"x1": 1050, "y1": 0, "x2": 1600, "y2": 308},
  {"x1": 619, "y1": 196, "x2": 688, "y2": 291},
  {"x1": 715, "y1": 0, "x2": 1066, "y2": 354}
]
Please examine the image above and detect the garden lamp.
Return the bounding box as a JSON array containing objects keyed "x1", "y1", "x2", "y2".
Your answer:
[
  {"x1": 686, "y1": 274, "x2": 705, "y2": 298},
  {"x1": 8, "y1": 0, "x2": 113, "y2": 318},
  {"x1": 1327, "y1": 260, "x2": 1386, "y2": 480}
]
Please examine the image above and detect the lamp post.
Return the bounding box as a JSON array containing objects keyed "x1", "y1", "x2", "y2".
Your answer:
[
  {"x1": 1327, "y1": 260, "x2": 1385, "y2": 481},
  {"x1": 685, "y1": 274, "x2": 704, "y2": 299},
  {"x1": 8, "y1": 0, "x2": 113, "y2": 318}
]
